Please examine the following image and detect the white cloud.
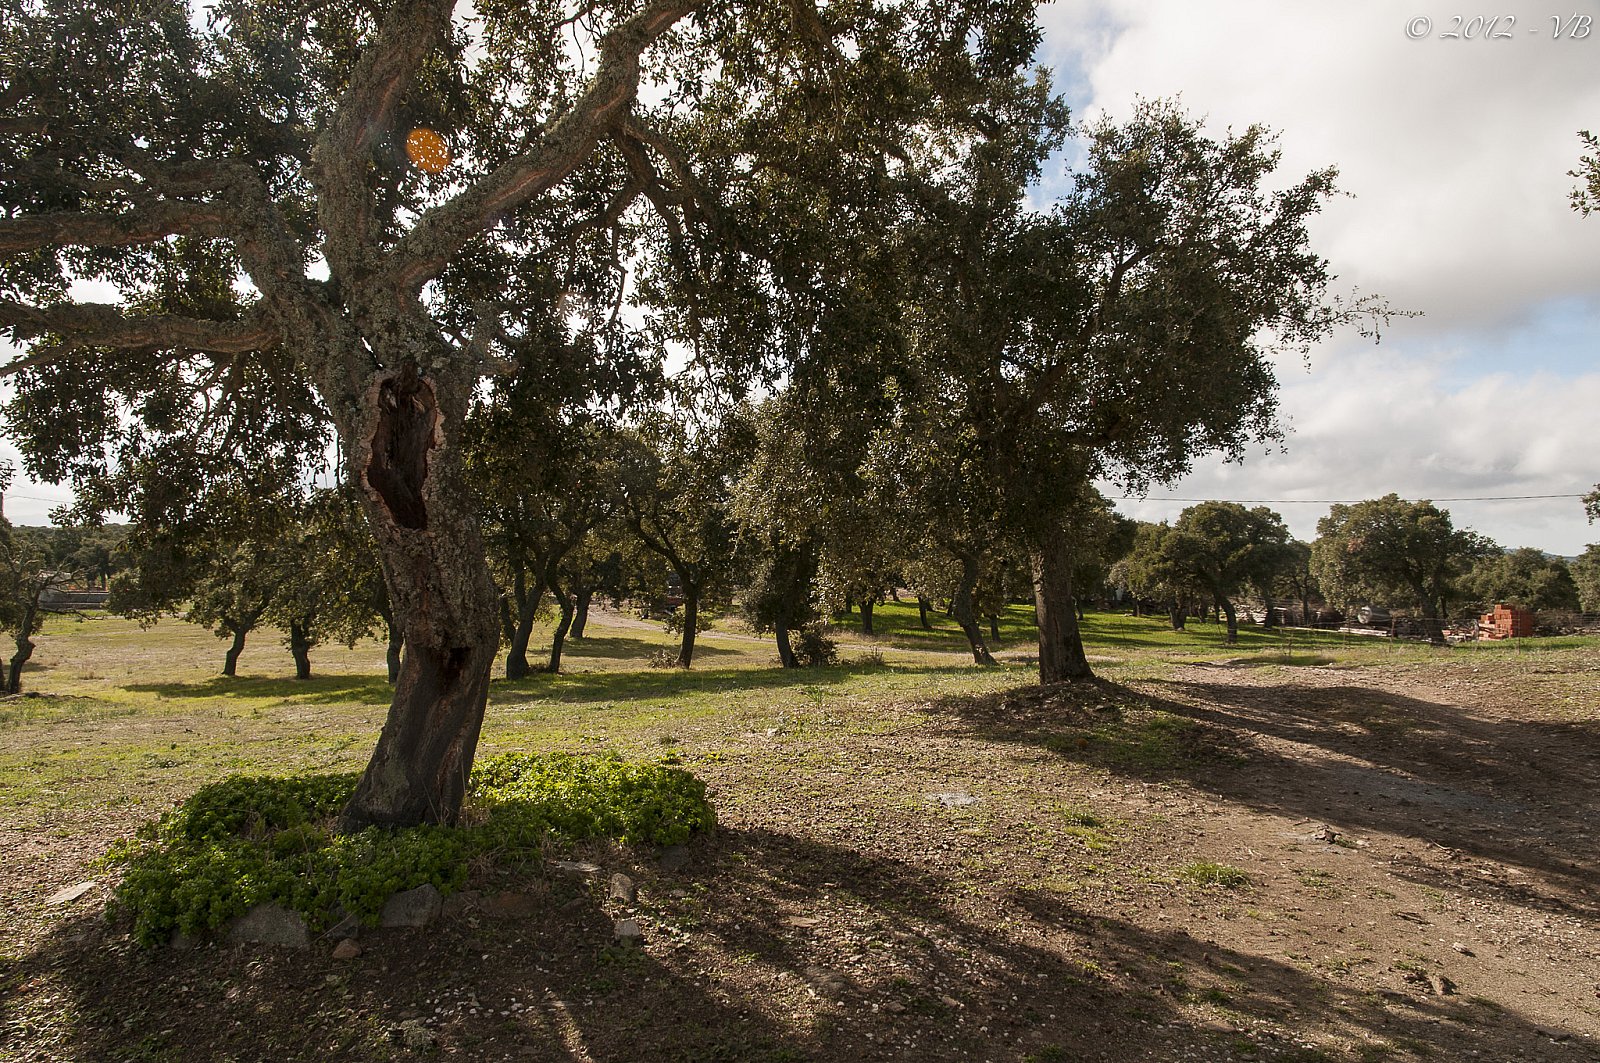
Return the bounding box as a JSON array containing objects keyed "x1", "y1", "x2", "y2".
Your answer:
[
  {"x1": 1106, "y1": 342, "x2": 1600, "y2": 554},
  {"x1": 1040, "y1": 0, "x2": 1600, "y2": 328},
  {"x1": 1053, "y1": 1, "x2": 1600, "y2": 554}
]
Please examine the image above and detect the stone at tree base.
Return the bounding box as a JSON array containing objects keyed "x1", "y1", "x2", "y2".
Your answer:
[
  {"x1": 614, "y1": 918, "x2": 643, "y2": 946},
  {"x1": 331, "y1": 938, "x2": 363, "y2": 961},
  {"x1": 608, "y1": 873, "x2": 637, "y2": 905},
  {"x1": 225, "y1": 904, "x2": 311, "y2": 949},
  {"x1": 45, "y1": 881, "x2": 96, "y2": 906},
  {"x1": 381, "y1": 884, "x2": 443, "y2": 928}
]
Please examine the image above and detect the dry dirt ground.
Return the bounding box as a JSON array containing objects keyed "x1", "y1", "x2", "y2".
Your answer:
[{"x1": 2, "y1": 652, "x2": 1598, "y2": 1062}]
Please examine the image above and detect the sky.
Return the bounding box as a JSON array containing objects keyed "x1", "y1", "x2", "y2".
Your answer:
[
  {"x1": 3, "y1": 0, "x2": 1598, "y2": 554},
  {"x1": 1039, "y1": 0, "x2": 1600, "y2": 554}
]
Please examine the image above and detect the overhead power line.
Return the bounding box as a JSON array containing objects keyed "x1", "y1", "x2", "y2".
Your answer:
[{"x1": 1116, "y1": 493, "x2": 1588, "y2": 504}]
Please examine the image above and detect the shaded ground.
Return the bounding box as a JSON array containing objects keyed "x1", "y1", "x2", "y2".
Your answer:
[{"x1": 1, "y1": 620, "x2": 1597, "y2": 1062}]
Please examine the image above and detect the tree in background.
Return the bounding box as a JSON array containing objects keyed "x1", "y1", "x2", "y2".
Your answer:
[
  {"x1": 620, "y1": 417, "x2": 740, "y2": 669},
  {"x1": 0, "y1": 464, "x2": 77, "y2": 693},
  {"x1": 1118, "y1": 522, "x2": 1206, "y2": 631},
  {"x1": 1159, "y1": 503, "x2": 1291, "y2": 644},
  {"x1": 1270, "y1": 540, "x2": 1322, "y2": 627},
  {"x1": 888, "y1": 99, "x2": 1392, "y2": 683},
  {"x1": 1311, "y1": 495, "x2": 1493, "y2": 643},
  {"x1": 1461, "y1": 548, "x2": 1581, "y2": 614},
  {"x1": 1572, "y1": 129, "x2": 1600, "y2": 217},
  {"x1": 1570, "y1": 545, "x2": 1600, "y2": 613},
  {"x1": 1, "y1": 0, "x2": 1045, "y2": 830},
  {"x1": 302, "y1": 490, "x2": 402, "y2": 682},
  {"x1": 108, "y1": 473, "x2": 301, "y2": 677}
]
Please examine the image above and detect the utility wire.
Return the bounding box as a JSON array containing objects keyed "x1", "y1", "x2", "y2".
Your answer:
[{"x1": 1115, "y1": 493, "x2": 1587, "y2": 504}]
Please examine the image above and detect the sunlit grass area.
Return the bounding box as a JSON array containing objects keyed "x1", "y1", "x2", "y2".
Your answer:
[{"x1": 3, "y1": 602, "x2": 1592, "y2": 830}]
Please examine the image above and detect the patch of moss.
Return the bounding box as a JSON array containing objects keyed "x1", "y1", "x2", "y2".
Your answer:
[{"x1": 110, "y1": 752, "x2": 715, "y2": 946}]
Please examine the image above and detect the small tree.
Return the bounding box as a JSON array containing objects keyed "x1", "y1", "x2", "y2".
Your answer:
[
  {"x1": 1571, "y1": 545, "x2": 1600, "y2": 613},
  {"x1": 619, "y1": 417, "x2": 740, "y2": 669},
  {"x1": 1160, "y1": 503, "x2": 1291, "y2": 644},
  {"x1": 1120, "y1": 521, "x2": 1206, "y2": 631},
  {"x1": 1311, "y1": 495, "x2": 1492, "y2": 643},
  {"x1": 1461, "y1": 548, "x2": 1582, "y2": 613},
  {"x1": 0, "y1": 474, "x2": 79, "y2": 693}
]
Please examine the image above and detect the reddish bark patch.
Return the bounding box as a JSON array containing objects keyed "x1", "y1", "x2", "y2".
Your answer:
[{"x1": 365, "y1": 367, "x2": 438, "y2": 531}]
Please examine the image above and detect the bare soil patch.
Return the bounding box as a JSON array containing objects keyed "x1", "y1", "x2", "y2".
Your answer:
[{"x1": 2, "y1": 652, "x2": 1596, "y2": 1062}]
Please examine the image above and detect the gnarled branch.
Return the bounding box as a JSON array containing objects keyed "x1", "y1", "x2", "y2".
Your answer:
[
  {"x1": 0, "y1": 299, "x2": 278, "y2": 377},
  {"x1": 312, "y1": 0, "x2": 455, "y2": 273},
  {"x1": 0, "y1": 201, "x2": 235, "y2": 255},
  {"x1": 388, "y1": 0, "x2": 701, "y2": 294}
]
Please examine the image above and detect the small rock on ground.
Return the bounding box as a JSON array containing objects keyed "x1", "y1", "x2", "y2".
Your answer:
[
  {"x1": 331, "y1": 938, "x2": 363, "y2": 961},
  {"x1": 381, "y1": 884, "x2": 442, "y2": 928},
  {"x1": 608, "y1": 873, "x2": 637, "y2": 904},
  {"x1": 226, "y1": 904, "x2": 311, "y2": 949},
  {"x1": 45, "y1": 881, "x2": 96, "y2": 907},
  {"x1": 614, "y1": 917, "x2": 643, "y2": 945},
  {"x1": 392, "y1": 1019, "x2": 436, "y2": 1050}
]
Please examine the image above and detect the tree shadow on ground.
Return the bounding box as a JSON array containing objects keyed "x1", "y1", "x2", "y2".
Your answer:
[
  {"x1": 555, "y1": 633, "x2": 742, "y2": 663},
  {"x1": 923, "y1": 676, "x2": 1600, "y2": 921},
  {"x1": 488, "y1": 661, "x2": 992, "y2": 707},
  {"x1": 7, "y1": 825, "x2": 1589, "y2": 1062},
  {"x1": 125, "y1": 673, "x2": 396, "y2": 705}
]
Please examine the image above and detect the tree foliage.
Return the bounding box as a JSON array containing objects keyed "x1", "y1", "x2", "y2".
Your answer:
[
  {"x1": 0, "y1": 0, "x2": 1053, "y2": 828},
  {"x1": 1311, "y1": 495, "x2": 1492, "y2": 641},
  {"x1": 1460, "y1": 547, "x2": 1581, "y2": 613}
]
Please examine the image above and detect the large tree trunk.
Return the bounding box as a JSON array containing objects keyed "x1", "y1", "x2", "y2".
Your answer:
[
  {"x1": 288, "y1": 620, "x2": 314, "y2": 679},
  {"x1": 1419, "y1": 594, "x2": 1446, "y2": 645},
  {"x1": 385, "y1": 617, "x2": 404, "y2": 684},
  {"x1": 951, "y1": 555, "x2": 997, "y2": 666},
  {"x1": 339, "y1": 365, "x2": 501, "y2": 833},
  {"x1": 677, "y1": 584, "x2": 699, "y2": 668},
  {"x1": 1220, "y1": 598, "x2": 1238, "y2": 644},
  {"x1": 988, "y1": 614, "x2": 1000, "y2": 641},
  {"x1": 859, "y1": 597, "x2": 875, "y2": 636},
  {"x1": 1261, "y1": 592, "x2": 1277, "y2": 630},
  {"x1": 546, "y1": 576, "x2": 575, "y2": 673},
  {"x1": 504, "y1": 565, "x2": 541, "y2": 680},
  {"x1": 1030, "y1": 530, "x2": 1093, "y2": 683},
  {"x1": 222, "y1": 626, "x2": 249, "y2": 677},
  {"x1": 775, "y1": 621, "x2": 798, "y2": 668},
  {"x1": 1168, "y1": 602, "x2": 1186, "y2": 630},
  {"x1": 6, "y1": 599, "x2": 38, "y2": 694},
  {"x1": 570, "y1": 585, "x2": 593, "y2": 639},
  {"x1": 917, "y1": 596, "x2": 932, "y2": 630}
]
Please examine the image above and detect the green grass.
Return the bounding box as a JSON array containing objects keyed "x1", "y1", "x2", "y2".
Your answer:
[
  {"x1": 4, "y1": 605, "x2": 1595, "y2": 836},
  {"x1": 1176, "y1": 860, "x2": 1252, "y2": 888}
]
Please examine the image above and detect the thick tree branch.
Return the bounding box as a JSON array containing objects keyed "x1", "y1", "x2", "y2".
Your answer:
[
  {"x1": 618, "y1": 115, "x2": 727, "y2": 237},
  {"x1": 388, "y1": 0, "x2": 701, "y2": 294},
  {"x1": 0, "y1": 300, "x2": 278, "y2": 377},
  {"x1": 0, "y1": 201, "x2": 235, "y2": 255},
  {"x1": 1024, "y1": 245, "x2": 1153, "y2": 413},
  {"x1": 313, "y1": 0, "x2": 455, "y2": 274}
]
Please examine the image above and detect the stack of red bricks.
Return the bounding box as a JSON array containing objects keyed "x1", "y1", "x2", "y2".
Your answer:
[{"x1": 1478, "y1": 604, "x2": 1535, "y2": 639}]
